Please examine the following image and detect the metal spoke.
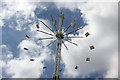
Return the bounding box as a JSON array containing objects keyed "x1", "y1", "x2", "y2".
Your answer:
[
  {"x1": 51, "y1": 15, "x2": 57, "y2": 31},
  {"x1": 66, "y1": 27, "x2": 84, "y2": 35},
  {"x1": 62, "y1": 41, "x2": 68, "y2": 50},
  {"x1": 64, "y1": 21, "x2": 76, "y2": 32},
  {"x1": 64, "y1": 39, "x2": 78, "y2": 46},
  {"x1": 39, "y1": 37, "x2": 55, "y2": 40},
  {"x1": 36, "y1": 30, "x2": 54, "y2": 36},
  {"x1": 53, "y1": 21, "x2": 57, "y2": 31},
  {"x1": 64, "y1": 24, "x2": 71, "y2": 32},
  {"x1": 51, "y1": 15, "x2": 54, "y2": 21},
  {"x1": 40, "y1": 21, "x2": 55, "y2": 34},
  {"x1": 46, "y1": 39, "x2": 57, "y2": 47},
  {"x1": 59, "y1": 13, "x2": 64, "y2": 32},
  {"x1": 65, "y1": 36, "x2": 83, "y2": 39}
]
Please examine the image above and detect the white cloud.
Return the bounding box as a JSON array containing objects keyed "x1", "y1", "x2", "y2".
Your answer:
[
  {"x1": 5, "y1": 56, "x2": 44, "y2": 78},
  {"x1": 5, "y1": 34, "x2": 52, "y2": 78},
  {"x1": 56, "y1": 2, "x2": 118, "y2": 78},
  {"x1": 0, "y1": 45, "x2": 13, "y2": 61},
  {"x1": 104, "y1": 53, "x2": 118, "y2": 78},
  {"x1": 1, "y1": 37, "x2": 52, "y2": 78},
  {"x1": 0, "y1": 0, "x2": 37, "y2": 29},
  {"x1": 0, "y1": 45, "x2": 14, "y2": 79},
  {"x1": 6, "y1": 27, "x2": 53, "y2": 78},
  {"x1": 18, "y1": 40, "x2": 42, "y2": 57}
]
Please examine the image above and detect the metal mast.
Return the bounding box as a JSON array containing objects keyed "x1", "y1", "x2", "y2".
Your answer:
[{"x1": 53, "y1": 13, "x2": 64, "y2": 79}]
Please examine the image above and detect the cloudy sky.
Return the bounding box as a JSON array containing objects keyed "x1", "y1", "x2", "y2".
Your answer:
[{"x1": 0, "y1": 0, "x2": 119, "y2": 79}]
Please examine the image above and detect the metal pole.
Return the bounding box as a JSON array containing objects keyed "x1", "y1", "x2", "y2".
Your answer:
[
  {"x1": 53, "y1": 39, "x2": 61, "y2": 80},
  {"x1": 53, "y1": 13, "x2": 64, "y2": 80},
  {"x1": 59, "y1": 13, "x2": 64, "y2": 33}
]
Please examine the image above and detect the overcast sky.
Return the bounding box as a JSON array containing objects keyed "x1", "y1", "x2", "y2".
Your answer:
[{"x1": 0, "y1": 0, "x2": 119, "y2": 79}]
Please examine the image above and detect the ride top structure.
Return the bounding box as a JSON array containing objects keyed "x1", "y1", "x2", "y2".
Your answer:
[{"x1": 24, "y1": 13, "x2": 95, "y2": 80}]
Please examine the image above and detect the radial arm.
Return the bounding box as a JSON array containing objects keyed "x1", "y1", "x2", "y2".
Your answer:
[
  {"x1": 62, "y1": 40, "x2": 68, "y2": 50},
  {"x1": 40, "y1": 21, "x2": 55, "y2": 34},
  {"x1": 51, "y1": 15, "x2": 57, "y2": 31},
  {"x1": 65, "y1": 36, "x2": 83, "y2": 39},
  {"x1": 59, "y1": 13, "x2": 64, "y2": 32},
  {"x1": 66, "y1": 27, "x2": 84, "y2": 35},
  {"x1": 39, "y1": 37, "x2": 55, "y2": 40},
  {"x1": 36, "y1": 30, "x2": 54, "y2": 36},
  {"x1": 64, "y1": 39, "x2": 78, "y2": 46},
  {"x1": 64, "y1": 24, "x2": 71, "y2": 32},
  {"x1": 46, "y1": 39, "x2": 57, "y2": 47}
]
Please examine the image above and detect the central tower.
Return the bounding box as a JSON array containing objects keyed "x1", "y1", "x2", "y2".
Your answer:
[{"x1": 53, "y1": 13, "x2": 64, "y2": 80}]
